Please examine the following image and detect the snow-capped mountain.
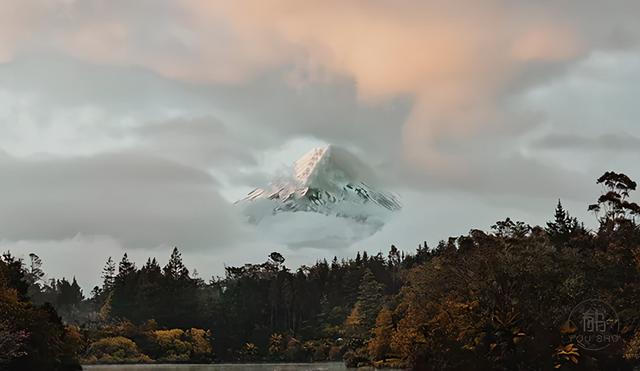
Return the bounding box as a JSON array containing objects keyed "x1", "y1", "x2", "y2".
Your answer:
[{"x1": 236, "y1": 145, "x2": 400, "y2": 247}]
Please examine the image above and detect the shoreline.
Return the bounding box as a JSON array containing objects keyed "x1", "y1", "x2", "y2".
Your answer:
[
  {"x1": 82, "y1": 362, "x2": 406, "y2": 370},
  {"x1": 82, "y1": 362, "x2": 350, "y2": 369}
]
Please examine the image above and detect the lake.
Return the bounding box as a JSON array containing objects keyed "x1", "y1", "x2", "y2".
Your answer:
[{"x1": 84, "y1": 363, "x2": 365, "y2": 371}]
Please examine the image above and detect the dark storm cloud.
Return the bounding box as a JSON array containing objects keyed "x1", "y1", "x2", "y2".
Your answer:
[{"x1": 0, "y1": 151, "x2": 245, "y2": 250}]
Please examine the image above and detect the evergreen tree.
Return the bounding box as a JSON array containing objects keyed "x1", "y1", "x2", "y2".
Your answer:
[
  {"x1": 110, "y1": 254, "x2": 138, "y2": 321},
  {"x1": 25, "y1": 253, "x2": 46, "y2": 302},
  {"x1": 163, "y1": 247, "x2": 189, "y2": 280},
  {"x1": 117, "y1": 254, "x2": 136, "y2": 278},
  {"x1": 346, "y1": 269, "x2": 384, "y2": 340},
  {"x1": 70, "y1": 278, "x2": 83, "y2": 305},
  {"x1": 26, "y1": 253, "x2": 44, "y2": 285},
  {"x1": 135, "y1": 258, "x2": 164, "y2": 322},
  {"x1": 101, "y1": 257, "x2": 116, "y2": 292},
  {"x1": 0, "y1": 254, "x2": 81, "y2": 370},
  {"x1": 546, "y1": 200, "x2": 584, "y2": 246},
  {"x1": 355, "y1": 269, "x2": 384, "y2": 327},
  {"x1": 56, "y1": 277, "x2": 83, "y2": 308}
]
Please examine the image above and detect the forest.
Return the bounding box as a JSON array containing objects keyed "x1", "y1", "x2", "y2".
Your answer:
[{"x1": 3, "y1": 171, "x2": 640, "y2": 370}]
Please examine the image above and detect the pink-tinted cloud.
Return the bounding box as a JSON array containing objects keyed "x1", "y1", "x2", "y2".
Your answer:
[{"x1": 1, "y1": 0, "x2": 639, "y2": 174}]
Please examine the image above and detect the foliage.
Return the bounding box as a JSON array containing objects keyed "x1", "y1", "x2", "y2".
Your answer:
[
  {"x1": 374, "y1": 172, "x2": 640, "y2": 370},
  {"x1": 186, "y1": 328, "x2": 214, "y2": 362},
  {"x1": 0, "y1": 319, "x2": 28, "y2": 364},
  {"x1": 84, "y1": 336, "x2": 152, "y2": 364},
  {"x1": 0, "y1": 253, "x2": 81, "y2": 371},
  {"x1": 151, "y1": 329, "x2": 192, "y2": 362},
  {"x1": 145, "y1": 327, "x2": 212, "y2": 363},
  {"x1": 7, "y1": 170, "x2": 640, "y2": 370},
  {"x1": 368, "y1": 307, "x2": 394, "y2": 361}
]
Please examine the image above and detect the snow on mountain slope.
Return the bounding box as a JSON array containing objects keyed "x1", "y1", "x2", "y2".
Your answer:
[{"x1": 236, "y1": 145, "x2": 401, "y2": 247}]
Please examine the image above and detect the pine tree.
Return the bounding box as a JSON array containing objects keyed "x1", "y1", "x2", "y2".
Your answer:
[
  {"x1": 70, "y1": 277, "x2": 84, "y2": 304},
  {"x1": 345, "y1": 269, "x2": 384, "y2": 340},
  {"x1": 101, "y1": 256, "x2": 116, "y2": 291},
  {"x1": 110, "y1": 253, "x2": 138, "y2": 320},
  {"x1": 163, "y1": 247, "x2": 189, "y2": 280},
  {"x1": 356, "y1": 269, "x2": 384, "y2": 326},
  {"x1": 136, "y1": 257, "x2": 163, "y2": 322},
  {"x1": 117, "y1": 254, "x2": 136, "y2": 279},
  {"x1": 56, "y1": 277, "x2": 83, "y2": 307},
  {"x1": 546, "y1": 200, "x2": 584, "y2": 246},
  {"x1": 26, "y1": 253, "x2": 44, "y2": 285},
  {"x1": 25, "y1": 253, "x2": 46, "y2": 302}
]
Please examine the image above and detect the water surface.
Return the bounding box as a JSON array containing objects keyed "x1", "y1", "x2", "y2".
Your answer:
[{"x1": 84, "y1": 363, "x2": 357, "y2": 371}]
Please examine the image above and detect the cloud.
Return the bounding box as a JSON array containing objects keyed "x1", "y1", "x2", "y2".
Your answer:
[
  {"x1": 401, "y1": 149, "x2": 595, "y2": 201},
  {"x1": 0, "y1": 151, "x2": 247, "y2": 250},
  {"x1": 0, "y1": 52, "x2": 412, "y2": 190},
  {"x1": 35, "y1": 1, "x2": 640, "y2": 191},
  {"x1": 0, "y1": 51, "x2": 611, "y2": 201},
  {"x1": 3, "y1": 1, "x2": 639, "y2": 140},
  {"x1": 2, "y1": 2, "x2": 637, "y2": 185},
  {"x1": 133, "y1": 116, "x2": 261, "y2": 169},
  {"x1": 0, "y1": 0, "x2": 639, "y2": 285},
  {"x1": 533, "y1": 133, "x2": 640, "y2": 152}
]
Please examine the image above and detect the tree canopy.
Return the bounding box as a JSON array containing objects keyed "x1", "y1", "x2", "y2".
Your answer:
[{"x1": 4, "y1": 171, "x2": 640, "y2": 370}]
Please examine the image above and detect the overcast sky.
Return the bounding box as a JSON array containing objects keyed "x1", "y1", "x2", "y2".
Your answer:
[{"x1": 2, "y1": 0, "x2": 640, "y2": 291}]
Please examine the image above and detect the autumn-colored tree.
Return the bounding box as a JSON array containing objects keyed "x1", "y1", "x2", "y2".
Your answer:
[
  {"x1": 185, "y1": 328, "x2": 213, "y2": 362},
  {"x1": 7, "y1": 171, "x2": 640, "y2": 369},
  {"x1": 368, "y1": 307, "x2": 394, "y2": 361},
  {"x1": 0, "y1": 319, "x2": 27, "y2": 364},
  {"x1": 268, "y1": 333, "x2": 284, "y2": 359},
  {"x1": 345, "y1": 269, "x2": 383, "y2": 340},
  {"x1": 85, "y1": 336, "x2": 151, "y2": 364},
  {"x1": 0, "y1": 253, "x2": 81, "y2": 370}
]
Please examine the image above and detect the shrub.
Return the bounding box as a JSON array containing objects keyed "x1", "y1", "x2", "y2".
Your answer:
[
  {"x1": 185, "y1": 328, "x2": 212, "y2": 362},
  {"x1": 85, "y1": 336, "x2": 151, "y2": 364},
  {"x1": 152, "y1": 329, "x2": 192, "y2": 362}
]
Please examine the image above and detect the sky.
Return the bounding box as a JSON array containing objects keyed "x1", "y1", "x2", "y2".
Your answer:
[{"x1": 1, "y1": 0, "x2": 640, "y2": 291}]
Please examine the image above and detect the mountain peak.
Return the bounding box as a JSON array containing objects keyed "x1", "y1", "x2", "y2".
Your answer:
[
  {"x1": 236, "y1": 144, "x2": 401, "y2": 247},
  {"x1": 294, "y1": 145, "x2": 332, "y2": 185},
  {"x1": 238, "y1": 143, "x2": 399, "y2": 217}
]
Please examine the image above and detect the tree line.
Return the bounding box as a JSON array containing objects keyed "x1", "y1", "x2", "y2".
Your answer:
[{"x1": 2, "y1": 171, "x2": 640, "y2": 370}]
